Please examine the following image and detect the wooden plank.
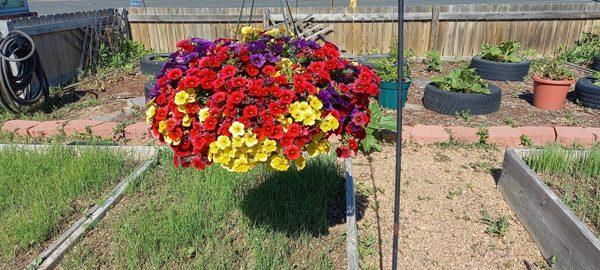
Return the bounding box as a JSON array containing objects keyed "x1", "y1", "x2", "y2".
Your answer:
[
  {"x1": 498, "y1": 149, "x2": 600, "y2": 270},
  {"x1": 428, "y1": 5, "x2": 440, "y2": 51}
]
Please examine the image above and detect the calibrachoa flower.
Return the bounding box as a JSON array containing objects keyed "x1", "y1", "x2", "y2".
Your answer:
[{"x1": 146, "y1": 26, "x2": 380, "y2": 173}]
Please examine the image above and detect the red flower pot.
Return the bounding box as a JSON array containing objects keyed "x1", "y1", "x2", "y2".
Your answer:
[{"x1": 532, "y1": 75, "x2": 576, "y2": 110}]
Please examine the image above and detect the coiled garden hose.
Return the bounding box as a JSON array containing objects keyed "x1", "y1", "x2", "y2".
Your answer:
[{"x1": 0, "y1": 30, "x2": 49, "y2": 113}]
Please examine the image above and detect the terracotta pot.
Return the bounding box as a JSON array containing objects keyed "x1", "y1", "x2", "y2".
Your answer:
[{"x1": 532, "y1": 75, "x2": 576, "y2": 110}]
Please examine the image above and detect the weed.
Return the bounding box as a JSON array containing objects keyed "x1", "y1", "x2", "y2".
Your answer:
[
  {"x1": 455, "y1": 110, "x2": 472, "y2": 125},
  {"x1": 477, "y1": 125, "x2": 489, "y2": 144},
  {"x1": 520, "y1": 134, "x2": 533, "y2": 147},
  {"x1": 481, "y1": 211, "x2": 510, "y2": 237},
  {"x1": 417, "y1": 195, "x2": 433, "y2": 201},
  {"x1": 503, "y1": 117, "x2": 516, "y2": 127},
  {"x1": 424, "y1": 50, "x2": 442, "y2": 72},
  {"x1": 434, "y1": 152, "x2": 452, "y2": 163},
  {"x1": 446, "y1": 188, "x2": 463, "y2": 199}
]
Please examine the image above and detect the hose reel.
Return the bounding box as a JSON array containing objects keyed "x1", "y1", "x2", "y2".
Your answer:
[{"x1": 0, "y1": 30, "x2": 49, "y2": 114}]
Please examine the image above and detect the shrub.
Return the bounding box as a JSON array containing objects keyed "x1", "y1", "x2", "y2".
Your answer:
[
  {"x1": 557, "y1": 26, "x2": 600, "y2": 66},
  {"x1": 480, "y1": 41, "x2": 534, "y2": 63},
  {"x1": 431, "y1": 68, "x2": 491, "y2": 94},
  {"x1": 424, "y1": 50, "x2": 442, "y2": 72},
  {"x1": 531, "y1": 58, "x2": 575, "y2": 81},
  {"x1": 368, "y1": 51, "x2": 414, "y2": 82},
  {"x1": 98, "y1": 37, "x2": 149, "y2": 71}
]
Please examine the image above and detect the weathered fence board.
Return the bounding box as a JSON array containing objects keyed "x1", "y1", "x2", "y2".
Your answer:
[{"x1": 128, "y1": 3, "x2": 600, "y2": 56}]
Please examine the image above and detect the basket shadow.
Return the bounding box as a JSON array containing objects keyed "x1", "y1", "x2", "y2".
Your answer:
[{"x1": 241, "y1": 157, "x2": 367, "y2": 238}]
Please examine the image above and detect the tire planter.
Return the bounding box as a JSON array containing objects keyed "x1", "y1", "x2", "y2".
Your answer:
[
  {"x1": 590, "y1": 54, "x2": 600, "y2": 71},
  {"x1": 532, "y1": 75, "x2": 576, "y2": 110},
  {"x1": 574, "y1": 76, "x2": 600, "y2": 109},
  {"x1": 144, "y1": 80, "x2": 155, "y2": 101},
  {"x1": 140, "y1": 53, "x2": 169, "y2": 76},
  {"x1": 422, "y1": 83, "x2": 501, "y2": 115},
  {"x1": 378, "y1": 81, "x2": 411, "y2": 109},
  {"x1": 470, "y1": 56, "x2": 531, "y2": 82}
]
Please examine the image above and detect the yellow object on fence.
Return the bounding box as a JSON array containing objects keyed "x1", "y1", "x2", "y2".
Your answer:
[{"x1": 349, "y1": 0, "x2": 357, "y2": 10}]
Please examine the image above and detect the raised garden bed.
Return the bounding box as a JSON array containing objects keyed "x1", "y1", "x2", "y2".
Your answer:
[
  {"x1": 498, "y1": 147, "x2": 600, "y2": 269},
  {"x1": 0, "y1": 145, "x2": 142, "y2": 269},
  {"x1": 58, "y1": 152, "x2": 355, "y2": 269}
]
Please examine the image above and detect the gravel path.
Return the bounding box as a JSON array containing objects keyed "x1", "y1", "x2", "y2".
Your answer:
[{"x1": 352, "y1": 143, "x2": 544, "y2": 269}]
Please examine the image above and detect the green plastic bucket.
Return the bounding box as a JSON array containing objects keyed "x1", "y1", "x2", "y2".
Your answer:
[{"x1": 378, "y1": 81, "x2": 411, "y2": 109}]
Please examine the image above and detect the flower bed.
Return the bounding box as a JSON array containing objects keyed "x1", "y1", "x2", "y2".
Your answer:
[{"x1": 145, "y1": 27, "x2": 379, "y2": 172}]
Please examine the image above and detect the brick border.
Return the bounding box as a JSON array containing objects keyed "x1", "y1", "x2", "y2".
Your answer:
[{"x1": 2, "y1": 119, "x2": 599, "y2": 147}]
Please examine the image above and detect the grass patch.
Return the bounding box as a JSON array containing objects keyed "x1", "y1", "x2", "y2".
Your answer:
[
  {"x1": 61, "y1": 151, "x2": 348, "y2": 269},
  {"x1": 0, "y1": 146, "x2": 131, "y2": 265},
  {"x1": 523, "y1": 145, "x2": 600, "y2": 237}
]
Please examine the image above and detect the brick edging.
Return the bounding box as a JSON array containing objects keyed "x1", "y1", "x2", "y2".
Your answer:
[{"x1": 2, "y1": 119, "x2": 599, "y2": 147}]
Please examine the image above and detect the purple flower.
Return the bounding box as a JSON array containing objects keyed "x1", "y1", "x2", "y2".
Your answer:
[
  {"x1": 247, "y1": 41, "x2": 267, "y2": 53},
  {"x1": 266, "y1": 52, "x2": 281, "y2": 63},
  {"x1": 250, "y1": 54, "x2": 266, "y2": 68}
]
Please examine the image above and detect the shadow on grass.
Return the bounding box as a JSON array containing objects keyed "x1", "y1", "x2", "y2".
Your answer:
[{"x1": 241, "y1": 156, "x2": 367, "y2": 237}]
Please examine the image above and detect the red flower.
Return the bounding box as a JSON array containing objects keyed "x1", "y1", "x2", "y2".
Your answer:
[
  {"x1": 230, "y1": 77, "x2": 248, "y2": 88},
  {"x1": 212, "y1": 91, "x2": 227, "y2": 103},
  {"x1": 203, "y1": 116, "x2": 217, "y2": 131},
  {"x1": 284, "y1": 145, "x2": 301, "y2": 160},
  {"x1": 181, "y1": 76, "x2": 201, "y2": 88},
  {"x1": 243, "y1": 105, "x2": 258, "y2": 118},
  {"x1": 220, "y1": 65, "x2": 237, "y2": 78},
  {"x1": 286, "y1": 123, "x2": 301, "y2": 137},
  {"x1": 191, "y1": 156, "x2": 206, "y2": 170},
  {"x1": 348, "y1": 138, "x2": 359, "y2": 152},
  {"x1": 166, "y1": 118, "x2": 179, "y2": 131},
  {"x1": 245, "y1": 65, "x2": 259, "y2": 77},
  {"x1": 262, "y1": 65, "x2": 276, "y2": 76},
  {"x1": 308, "y1": 62, "x2": 325, "y2": 73},
  {"x1": 227, "y1": 91, "x2": 245, "y2": 104},
  {"x1": 336, "y1": 145, "x2": 352, "y2": 158},
  {"x1": 155, "y1": 107, "x2": 168, "y2": 120},
  {"x1": 167, "y1": 68, "x2": 183, "y2": 80}
]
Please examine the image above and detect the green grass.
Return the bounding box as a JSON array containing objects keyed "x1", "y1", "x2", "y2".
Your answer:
[
  {"x1": 0, "y1": 146, "x2": 130, "y2": 264},
  {"x1": 524, "y1": 145, "x2": 600, "y2": 236},
  {"x1": 61, "y1": 151, "x2": 347, "y2": 269}
]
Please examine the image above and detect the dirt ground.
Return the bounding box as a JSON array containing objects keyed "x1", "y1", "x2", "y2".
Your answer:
[
  {"x1": 352, "y1": 143, "x2": 545, "y2": 269},
  {"x1": 403, "y1": 61, "x2": 599, "y2": 128}
]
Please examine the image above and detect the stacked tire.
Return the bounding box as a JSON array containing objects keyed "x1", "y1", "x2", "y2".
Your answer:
[
  {"x1": 470, "y1": 56, "x2": 530, "y2": 82},
  {"x1": 575, "y1": 76, "x2": 600, "y2": 109},
  {"x1": 590, "y1": 54, "x2": 600, "y2": 71},
  {"x1": 423, "y1": 83, "x2": 502, "y2": 115}
]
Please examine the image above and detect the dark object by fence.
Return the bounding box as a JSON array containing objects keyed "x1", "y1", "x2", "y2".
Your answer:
[
  {"x1": 144, "y1": 80, "x2": 154, "y2": 101},
  {"x1": 140, "y1": 53, "x2": 168, "y2": 75},
  {"x1": 575, "y1": 76, "x2": 600, "y2": 109},
  {"x1": 470, "y1": 56, "x2": 531, "y2": 81},
  {"x1": 591, "y1": 54, "x2": 600, "y2": 71},
  {"x1": 422, "y1": 83, "x2": 501, "y2": 115},
  {"x1": 498, "y1": 149, "x2": 600, "y2": 270}
]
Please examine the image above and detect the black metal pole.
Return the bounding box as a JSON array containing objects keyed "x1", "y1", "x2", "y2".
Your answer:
[{"x1": 391, "y1": 0, "x2": 404, "y2": 268}]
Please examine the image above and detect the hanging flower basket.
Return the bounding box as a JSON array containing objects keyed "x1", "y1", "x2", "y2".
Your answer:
[{"x1": 145, "y1": 27, "x2": 380, "y2": 172}]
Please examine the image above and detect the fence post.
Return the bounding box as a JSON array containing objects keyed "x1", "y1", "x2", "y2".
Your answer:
[{"x1": 428, "y1": 5, "x2": 440, "y2": 51}]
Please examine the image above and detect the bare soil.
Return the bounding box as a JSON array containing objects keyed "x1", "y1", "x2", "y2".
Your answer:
[
  {"x1": 353, "y1": 143, "x2": 545, "y2": 269},
  {"x1": 402, "y1": 61, "x2": 599, "y2": 128}
]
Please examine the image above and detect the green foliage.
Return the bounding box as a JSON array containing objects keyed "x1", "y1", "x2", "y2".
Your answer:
[
  {"x1": 557, "y1": 26, "x2": 600, "y2": 66},
  {"x1": 531, "y1": 58, "x2": 575, "y2": 81},
  {"x1": 432, "y1": 68, "x2": 491, "y2": 94},
  {"x1": 481, "y1": 211, "x2": 510, "y2": 237},
  {"x1": 593, "y1": 72, "x2": 600, "y2": 87},
  {"x1": 360, "y1": 102, "x2": 396, "y2": 153},
  {"x1": 368, "y1": 51, "x2": 414, "y2": 82},
  {"x1": 0, "y1": 146, "x2": 129, "y2": 262},
  {"x1": 97, "y1": 37, "x2": 149, "y2": 72},
  {"x1": 520, "y1": 135, "x2": 533, "y2": 147},
  {"x1": 480, "y1": 41, "x2": 534, "y2": 63},
  {"x1": 477, "y1": 126, "x2": 489, "y2": 144},
  {"x1": 424, "y1": 50, "x2": 442, "y2": 72},
  {"x1": 523, "y1": 145, "x2": 600, "y2": 237}
]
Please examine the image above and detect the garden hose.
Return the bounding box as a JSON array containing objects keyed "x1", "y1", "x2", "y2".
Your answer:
[{"x1": 0, "y1": 30, "x2": 49, "y2": 113}]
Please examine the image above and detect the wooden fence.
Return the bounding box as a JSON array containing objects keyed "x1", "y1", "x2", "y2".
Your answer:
[
  {"x1": 0, "y1": 9, "x2": 124, "y2": 86},
  {"x1": 128, "y1": 3, "x2": 600, "y2": 57}
]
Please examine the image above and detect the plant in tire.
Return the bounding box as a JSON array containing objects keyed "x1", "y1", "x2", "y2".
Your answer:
[
  {"x1": 530, "y1": 58, "x2": 576, "y2": 110},
  {"x1": 471, "y1": 41, "x2": 534, "y2": 81},
  {"x1": 557, "y1": 26, "x2": 600, "y2": 67},
  {"x1": 423, "y1": 67, "x2": 501, "y2": 115},
  {"x1": 145, "y1": 26, "x2": 380, "y2": 172},
  {"x1": 431, "y1": 68, "x2": 491, "y2": 94}
]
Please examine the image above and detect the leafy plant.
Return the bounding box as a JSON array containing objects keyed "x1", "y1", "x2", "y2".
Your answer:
[
  {"x1": 360, "y1": 102, "x2": 396, "y2": 153},
  {"x1": 593, "y1": 71, "x2": 600, "y2": 87},
  {"x1": 368, "y1": 39, "x2": 413, "y2": 82},
  {"x1": 531, "y1": 58, "x2": 575, "y2": 81},
  {"x1": 477, "y1": 125, "x2": 489, "y2": 144},
  {"x1": 97, "y1": 37, "x2": 149, "y2": 72},
  {"x1": 557, "y1": 26, "x2": 600, "y2": 66},
  {"x1": 424, "y1": 50, "x2": 442, "y2": 72},
  {"x1": 480, "y1": 41, "x2": 534, "y2": 63},
  {"x1": 520, "y1": 135, "x2": 533, "y2": 147},
  {"x1": 481, "y1": 211, "x2": 510, "y2": 237},
  {"x1": 432, "y1": 68, "x2": 491, "y2": 94}
]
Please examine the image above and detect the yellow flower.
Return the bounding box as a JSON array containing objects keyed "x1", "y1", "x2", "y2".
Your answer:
[
  {"x1": 215, "y1": 135, "x2": 231, "y2": 150},
  {"x1": 318, "y1": 141, "x2": 330, "y2": 153},
  {"x1": 294, "y1": 156, "x2": 306, "y2": 170},
  {"x1": 308, "y1": 95, "x2": 323, "y2": 110},
  {"x1": 187, "y1": 93, "x2": 197, "y2": 103},
  {"x1": 254, "y1": 152, "x2": 269, "y2": 162},
  {"x1": 209, "y1": 142, "x2": 219, "y2": 154},
  {"x1": 182, "y1": 114, "x2": 192, "y2": 127},
  {"x1": 158, "y1": 120, "x2": 167, "y2": 133},
  {"x1": 262, "y1": 139, "x2": 277, "y2": 153},
  {"x1": 241, "y1": 26, "x2": 254, "y2": 35},
  {"x1": 265, "y1": 27, "x2": 281, "y2": 36},
  {"x1": 320, "y1": 114, "x2": 339, "y2": 132},
  {"x1": 270, "y1": 156, "x2": 290, "y2": 171},
  {"x1": 146, "y1": 105, "x2": 156, "y2": 118},
  {"x1": 174, "y1": 91, "x2": 189, "y2": 106},
  {"x1": 198, "y1": 108, "x2": 210, "y2": 122},
  {"x1": 244, "y1": 133, "x2": 258, "y2": 147},
  {"x1": 232, "y1": 136, "x2": 245, "y2": 148},
  {"x1": 229, "y1": 121, "x2": 245, "y2": 137},
  {"x1": 303, "y1": 114, "x2": 316, "y2": 126}
]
